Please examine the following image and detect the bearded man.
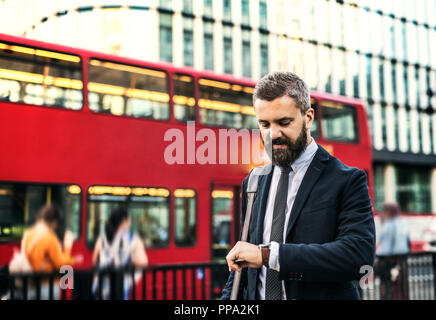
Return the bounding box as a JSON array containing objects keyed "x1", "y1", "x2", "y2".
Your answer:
[{"x1": 221, "y1": 72, "x2": 376, "y2": 300}]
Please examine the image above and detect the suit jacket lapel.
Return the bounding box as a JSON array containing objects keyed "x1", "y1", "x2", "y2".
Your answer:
[
  {"x1": 253, "y1": 164, "x2": 274, "y2": 244},
  {"x1": 285, "y1": 145, "x2": 330, "y2": 239}
]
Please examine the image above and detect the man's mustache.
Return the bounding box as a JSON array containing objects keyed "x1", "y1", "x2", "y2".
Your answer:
[{"x1": 272, "y1": 137, "x2": 290, "y2": 146}]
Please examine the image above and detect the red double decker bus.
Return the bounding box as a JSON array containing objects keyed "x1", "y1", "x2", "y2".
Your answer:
[{"x1": 0, "y1": 33, "x2": 373, "y2": 274}]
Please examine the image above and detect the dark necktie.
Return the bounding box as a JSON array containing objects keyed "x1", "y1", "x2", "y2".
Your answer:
[{"x1": 265, "y1": 166, "x2": 292, "y2": 300}]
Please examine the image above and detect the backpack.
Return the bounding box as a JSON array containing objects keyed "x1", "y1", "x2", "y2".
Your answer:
[{"x1": 9, "y1": 232, "x2": 41, "y2": 274}]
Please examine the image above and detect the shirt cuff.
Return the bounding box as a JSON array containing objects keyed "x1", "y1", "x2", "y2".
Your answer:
[{"x1": 269, "y1": 241, "x2": 280, "y2": 271}]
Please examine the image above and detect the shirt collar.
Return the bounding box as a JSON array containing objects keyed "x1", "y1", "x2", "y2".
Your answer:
[{"x1": 291, "y1": 138, "x2": 318, "y2": 173}]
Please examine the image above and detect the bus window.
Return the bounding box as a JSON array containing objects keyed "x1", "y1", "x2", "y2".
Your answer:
[
  {"x1": 88, "y1": 59, "x2": 169, "y2": 120},
  {"x1": 173, "y1": 74, "x2": 195, "y2": 122},
  {"x1": 174, "y1": 189, "x2": 197, "y2": 247},
  {"x1": 211, "y1": 189, "x2": 234, "y2": 261},
  {"x1": 199, "y1": 78, "x2": 256, "y2": 129},
  {"x1": 87, "y1": 186, "x2": 170, "y2": 248},
  {"x1": 0, "y1": 183, "x2": 81, "y2": 242},
  {"x1": 321, "y1": 101, "x2": 358, "y2": 143},
  {"x1": 0, "y1": 42, "x2": 83, "y2": 109},
  {"x1": 310, "y1": 98, "x2": 319, "y2": 138}
]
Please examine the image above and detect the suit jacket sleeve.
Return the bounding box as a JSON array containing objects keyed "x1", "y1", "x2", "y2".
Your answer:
[
  {"x1": 278, "y1": 169, "x2": 376, "y2": 282},
  {"x1": 220, "y1": 175, "x2": 250, "y2": 300}
]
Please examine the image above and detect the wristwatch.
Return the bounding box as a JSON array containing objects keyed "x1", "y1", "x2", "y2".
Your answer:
[{"x1": 258, "y1": 243, "x2": 270, "y2": 268}]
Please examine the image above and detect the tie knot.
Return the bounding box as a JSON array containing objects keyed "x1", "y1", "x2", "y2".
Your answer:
[{"x1": 280, "y1": 166, "x2": 292, "y2": 174}]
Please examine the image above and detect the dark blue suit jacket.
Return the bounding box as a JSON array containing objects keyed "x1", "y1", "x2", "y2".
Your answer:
[{"x1": 221, "y1": 145, "x2": 376, "y2": 300}]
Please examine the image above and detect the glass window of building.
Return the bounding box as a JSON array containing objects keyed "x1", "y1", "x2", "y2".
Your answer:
[
  {"x1": 242, "y1": 29, "x2": 251, "y2": 78},
  {"x1": 241, "y1": 0, "x2": 250, "y2": 25},
  {"x1": 305, "y1": 42, "x2": 319, "y2": 91},
  {"x1": 395, "y1": 166, "x2": 432, "y2": 213},
  {"x1": 88, "y1": 59, "x2": 169, "y2": 120},
  {"x1": 373, "y1": 164, "x2": 385, "y2": 212},
  {"x1": 381, "y1": 104, "x2": 387, "y2": 147},
  {"x1": 260, "y1": 33, "x2": 269, "y2": 77},
  {"x1": 403, "y1": 63, "x2": 409, "y2": 105},
  {"x1": 223, "y1": 26, "x2": 233, "y2": 75},
  {"x1": 259, "y1": 0, "x2": 267, "y2": 29},
  {"x1": 183, "y1": 17, "x2": 194, "y2": 67},
  {"x1": 159, "y1": 13, "x2": 173, "y2": 63},
  {"x1": 199, "y1": 78, "x2": 256, "y2": 129},
  {"x1": 204, "y1": 22, "x2": 214, "y2": 71},
  {"x1": 346, "y1": 51, "x2": 359, "y2": 98},
  {"x1": 160, "y1": 0, "x2": 172, "y2": 9},
  {"x1": 406, "y1": 22, "x2": 419, "y2": 64},
  {"x1": 358, "y1": 7, "x2": 371, "y2": 53},
  {"x1": 319, "y1": 46, "x2": 332, "y2": 93},
  {"x1": 173, "y1": 74, "x2": 195, "y2": 122},
  {"x1": 379, "y1": 59, "x2": 385, "y2": 102},
  {"x1": 87, "y1": 186, "x2": 170, "y2": 248},
  {"x1": 223, "y1": 0, "x2": 232, "y2": 21},
  {"x1": 391, "y1": 62, "x2": 398, "y2": 103},
  {"x1": 401, "y1": 21, "x2": 408, "y2": 61},
  {"x1": 329, "y1": 0, "x2": 344, "y2": 47},
  {"x1": 321, "y1": 101, "x2": 358, "y2": 143},
  {"x1": 0, "y1": 42, "x2": 82, "y2": 110},
  {"x1": 366, "y1": 56, "x2": 372, "y2": 99},
  {"x1": 405, "y1": 109, "x2": 412, "y2": 151},
  {"x1": 174, "y1": 189, "x2": 197, "y2": 247},
  {"x1": 183, "y1": 0, "x2": 193, "y2": 13},
  {"x1": 394, "y1": 107, "x2": 399, "y2": 150},
  {"x1": 0, "y1": 183, "x2": 81, "y2": 243},
  {"x1": 314, "y1": 0, "x2": 329, "y2": 44},
  {"x1": 204, "y1": 0, "x2": 213, "y2": 17},
  {"x1": 370, "y1": 11, "x2": 383, "y2": 55}
]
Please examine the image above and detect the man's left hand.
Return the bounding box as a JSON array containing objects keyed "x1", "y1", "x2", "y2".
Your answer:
[{"x1": 226, "y1": 241, "x2": 262, "y2": 272}]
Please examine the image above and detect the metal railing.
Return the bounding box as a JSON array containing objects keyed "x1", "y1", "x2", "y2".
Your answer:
[
  {"x1": 360, "y1": 252, "x2": 436, "y2": 300},
  {"x1": 1, "y1": 252, "x2": 436, "y2": 300},
  {"x1": 1, "y1": 261, "x2": 230, "y2": 300}
]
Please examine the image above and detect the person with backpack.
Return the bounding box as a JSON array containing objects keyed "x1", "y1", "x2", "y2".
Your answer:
[
  {"x1": 8, "y1": 204, "x2": 75, "y2": 299},
  {"x1": 92, "y1": 207, "x2": 148, "y2": 299}
]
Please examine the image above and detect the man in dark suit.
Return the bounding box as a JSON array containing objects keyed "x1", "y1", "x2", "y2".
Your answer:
[{"x1": 221, "y1": 72, "x2": 376, "y2": 300}]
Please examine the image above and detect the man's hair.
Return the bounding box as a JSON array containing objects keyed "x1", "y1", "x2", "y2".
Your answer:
[{"x1": 253, "y1": 72, "x2": 310, "y2": 114}]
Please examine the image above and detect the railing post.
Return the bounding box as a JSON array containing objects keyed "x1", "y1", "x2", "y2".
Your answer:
[
  {"x1": 142, "y1": 269, "x2": 147, "y2": 300},
  {"x1": 172, "y1": 269, "x2": 177, "y2": 300}
]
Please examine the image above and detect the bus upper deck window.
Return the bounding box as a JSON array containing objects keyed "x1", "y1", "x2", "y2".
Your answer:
[
  {"x1": 0, "y1": 42, "x2": 83, "y2": 110},
  {"x1": 199, "y1": 78, "x2": 256, "y2": 129},
  {"x1": 321, "y1": 101, "x2": 358, "y2": 143},
  {"x1": 88, "y1": 59, "x2": 169, "y2": 120},
  {"x1": 173, "y1": 74, "x2": 195, "y2": 122}
]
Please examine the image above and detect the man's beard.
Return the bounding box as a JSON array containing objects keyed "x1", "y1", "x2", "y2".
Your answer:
[{"x1": 263, "y1": 122, "x2": 308, "y2": 169}]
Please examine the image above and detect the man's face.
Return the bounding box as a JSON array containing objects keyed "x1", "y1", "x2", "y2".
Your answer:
[{"x1": 254, "y1": 95, "x2": 314, "y2": 168}]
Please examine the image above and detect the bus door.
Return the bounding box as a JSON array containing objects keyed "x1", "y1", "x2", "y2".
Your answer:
[{"x1": 210, "y1": 183, "x2": 242, "y2": 262}]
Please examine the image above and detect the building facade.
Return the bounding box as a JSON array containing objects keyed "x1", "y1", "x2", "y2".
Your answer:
[{"x1": 0, "y1": 0, "x2": 435, "y2": 215}]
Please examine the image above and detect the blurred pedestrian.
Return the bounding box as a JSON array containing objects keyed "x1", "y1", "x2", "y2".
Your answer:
[
  {"x1": 92, "y1": 207, "x2": 148, "y2": 299},
  {"x1": 376, "y1": 202, "x2": 410, "y2": 300},
  {"x1": 8, "y1": 204, "x2": 75, "y2": 299},
  {"x1": 377, "y1": 203, "x2": 409, "y2": 255}
]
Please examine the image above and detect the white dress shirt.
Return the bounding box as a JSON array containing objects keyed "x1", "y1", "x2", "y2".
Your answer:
[{"x1": 257, "y1": 138, "x2": 318, "y2": 300}]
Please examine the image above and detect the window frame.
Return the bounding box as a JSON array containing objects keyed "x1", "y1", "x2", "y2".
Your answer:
[
  {"x1": 173, "y1": 188, "x2": 198, "y2": 248},
  {"x1": 0, "y1": 40, "x2": 84, "y2": 111},
  {"x1": 85, "y1": 184, "x2": 171, "y2": 250},
  {"x1": 87, "y1": 57, "x2": 171, "y2": 123},
  {"x1": 0, "y1": 180, "x2": 82, "y2": 244},
  {"x1": 197, "y1": 77, "x2": 256, "y2": 129},
  {"x1": 320, "y1": 100, "x2": 360, "y2": 144}
]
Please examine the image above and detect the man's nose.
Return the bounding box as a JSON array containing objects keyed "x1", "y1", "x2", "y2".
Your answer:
[{"x1": 270, "y1": 125, "x2": 283, "y2": 140}]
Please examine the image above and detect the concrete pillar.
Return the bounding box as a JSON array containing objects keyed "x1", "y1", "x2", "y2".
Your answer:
[{"x1": 384, "y1": 164, "x2": 396, "y2": 203}]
